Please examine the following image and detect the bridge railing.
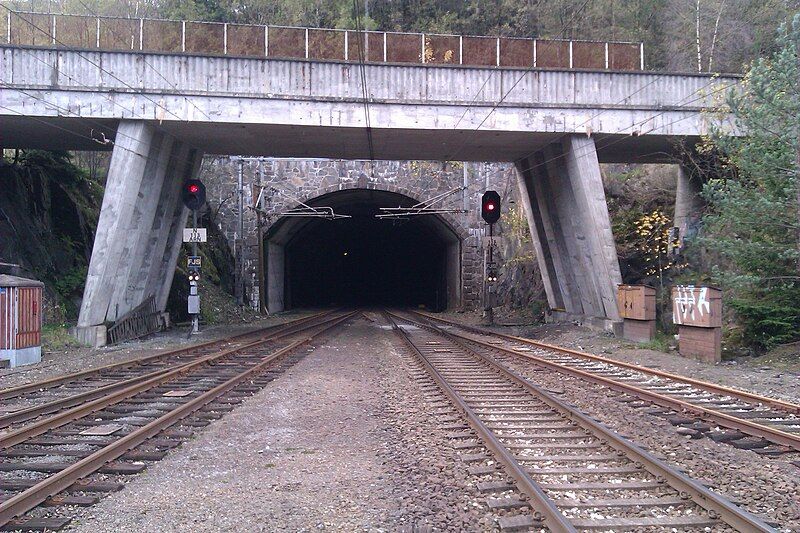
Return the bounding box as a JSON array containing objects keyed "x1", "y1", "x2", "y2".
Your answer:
[{"x1": 2, "y1": 11, "x2": 644, "y2": 71}]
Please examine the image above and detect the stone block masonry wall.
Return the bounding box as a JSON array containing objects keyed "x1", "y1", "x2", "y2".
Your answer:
[{"x1": 200, "y1": 157, "x2": 543, "y2": 312}]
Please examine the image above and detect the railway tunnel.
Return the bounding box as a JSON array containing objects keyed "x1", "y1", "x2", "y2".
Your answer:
[{"x1": 264, "y1": 189, "x2": 462, "y2": 312}]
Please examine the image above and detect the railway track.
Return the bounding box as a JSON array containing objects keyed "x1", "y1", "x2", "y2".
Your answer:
[
  {"x1": 406, "y1": 310, "x2": 800, "y2": 454},
  {"x1": 0, "y1": 311, "x2": 333, "y2": 432},
  {"x1": 0, "y1": 310, "x2": 356, "y2": 530},
  {"x1": 386, "y1": 310, "x2": 776, "y2": 532}
]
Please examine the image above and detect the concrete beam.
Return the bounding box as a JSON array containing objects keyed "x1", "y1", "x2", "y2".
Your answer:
[
  {"x1": 515, "y1": 157, "x2": 566, "y2": 311},
  {"x1": 561, "y1": 135, "x2": 622, "y2": 320},
  {"x1": 138, "y1": 142, "x2": 190, "y2": 312},
  {"x1": 106, "y1": 132, "x2": 173, "y2": 321},
  {"x1": 153, "y1": 148, "x2": 202, "y2": 313}
]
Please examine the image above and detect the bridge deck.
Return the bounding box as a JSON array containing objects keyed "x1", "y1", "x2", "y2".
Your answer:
[{"x1": 0, "y1": 45, "x2": 738, "y2": 162}]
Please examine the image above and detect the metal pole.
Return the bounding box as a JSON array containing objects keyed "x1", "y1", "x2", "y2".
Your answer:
[
  {"x1": 256, "y1": 161, "x2": 267, "y2": 315},
  {"x1": 236, "y1": 159, "x2": 244, "y2": 306},
  {"x1": 485, "y1": 223, "x2": 494, "y2": 326},
  {"x1": 191, "y1": 210, "x2": 200, "y2": 334}
]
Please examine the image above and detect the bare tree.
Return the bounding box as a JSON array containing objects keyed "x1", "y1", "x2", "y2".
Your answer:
[{"x1": 707, "y1": 0, "x2": 727, "y2": 71}]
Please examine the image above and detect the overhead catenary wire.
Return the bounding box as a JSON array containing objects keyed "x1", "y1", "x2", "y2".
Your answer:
[
  {"x1": 443, "y1": 58, "x2": 700, "y2": 165},
  {"x1": 447, "y1": 55, "x2": 734, "y2": 182},
  {"x1": 1, "y1": 5, "x2": 190, "y2": 125},
  {"x1": 441, "y1": 3, "x2": 737, "y2": 175},
  {"x1": 0, "y1": 16, "x2": 194, "y2": 156},
  {"x1": 449, "y1": 0, "x2": 592, "y2": 138},
  {"x1": 0, "y1": 22, "x2": 172, "y2": 147},
  {"x1": 513, "y1": 76, "x2": 738, "y2": 177},
  {"x1": 69, "y1": 0, "x2": 215, "y2": 124},
  {"x1": 2, "y1": 6, "x2": 737, "y2": 186},
  {"x1": 0, "y1": 77, "x2": 195, "y2": 161},
  {"x1": 1, "y1": 7, "x2": 216, "y2": 171},
  {"x1": 0, "y1": 78, "x2": 162, "y2": 150},
  {"x1": 444, "y1": 3, "x2": 652, "y2": 164},
  {"x1": 352, "y1": 0, "x2": 377, "y2": 175},
  {"x1": 0, "y1": 102, "x2": 159, "y2": 163}
]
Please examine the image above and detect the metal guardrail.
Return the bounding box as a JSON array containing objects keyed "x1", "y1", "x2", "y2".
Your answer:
[
  {"x1": 106, "y1": 294, "x2": 161, "y2": 345},
  {"x1": 2, "y1": 10, "x2": 644, "y2": 71}
]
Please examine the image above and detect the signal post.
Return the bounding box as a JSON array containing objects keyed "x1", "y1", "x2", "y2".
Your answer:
[
  {"x1": 481, "y1": 190, "x2": 501, "y2": 325},
  {"x1": 182, "y1": 179, "x2": 206, "y2": 334}
]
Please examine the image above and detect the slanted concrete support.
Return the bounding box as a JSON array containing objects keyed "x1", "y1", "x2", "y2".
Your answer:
[
  {"x1": 516, "y1": 135, "x2": 622, "y2": 327},
  {"x1": 266, "y1": 242, "x2": 285, "y2": 314},
  {"x1": 674, "y1": 165, "x2": 704, "y2": 246},
  {"x1": 148, "y1": 147, "x2": 202, "y2": 314},
  {"x1": 446, "y1": 241, "x2": 462, "y2": 310},
  {"x1": 78, "y1": 121, "x2": 202, "y2": 332},
  {"x1": 106, "y1": 132, "x2": 174, "y2": 320}
]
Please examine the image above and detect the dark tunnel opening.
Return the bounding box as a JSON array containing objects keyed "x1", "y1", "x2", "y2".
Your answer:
[
  {"x1": 286, "y1": 216, "x2": 447, "y2": 309},
  {"x1": 266, "y1": 189, "x2": 461, "y2": 312}
]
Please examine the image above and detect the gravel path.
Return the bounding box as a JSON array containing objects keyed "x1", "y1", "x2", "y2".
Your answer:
[{"x1": 66, "y1": 316, "x2": 486, "y2": 532}]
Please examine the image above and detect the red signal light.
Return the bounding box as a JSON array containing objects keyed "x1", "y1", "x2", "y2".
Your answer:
[
  {"x1": 182, "y1": 179, "x2": 206, "y2": 211},
  {"x1": 481, "y1": 191, "x2": 501, "y2": 224}
]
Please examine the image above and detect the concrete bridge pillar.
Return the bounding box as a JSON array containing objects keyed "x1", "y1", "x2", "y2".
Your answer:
[
  {"x1": 77, "y1": 120, "x2": 202, "y2": 335},
  {"x1": 515, "y1": 135, "x2": 622, "y2": 328},
  {"x1": 674, "y1": 165, "x2": 705, "y2": 246},
  {"x1": 266, "y1": 242, "x2": 285, "y2": 314}
]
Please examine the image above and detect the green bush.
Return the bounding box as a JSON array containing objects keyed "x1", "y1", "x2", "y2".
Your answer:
[{"x1": 728, "y1": 299, "x2": 800, "y2": 352}]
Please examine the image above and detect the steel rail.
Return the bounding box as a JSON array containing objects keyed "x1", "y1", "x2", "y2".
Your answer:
[
  {"x1": 387, "y1": 310, "x2": 776, "y2": 533},
  {"x1": 0, "y1": 311, "x2": 357, "y2": 526},
  {"x1": 0, "y1": 311, "x2": 352, "y2": 449},
  {"x1": 403, "y1": 311, "x2": 800, "y2": 451},
  {"x1": 383, "y1": 312, "x2": 576, "y2": 533},
  {"x1": 0, "y1": 311, "x2": 336, "y2": 429},
  {"x1": 410, "y1": 310, "x2": 800, "y2": 414},
  {"x1": 0, "y1": 310, "x2": 333, "y2": 401}
]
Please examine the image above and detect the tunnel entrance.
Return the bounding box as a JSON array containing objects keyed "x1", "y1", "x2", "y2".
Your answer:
[{"x1": 265, "y1": 189, "x2": 462, "y2": 312}]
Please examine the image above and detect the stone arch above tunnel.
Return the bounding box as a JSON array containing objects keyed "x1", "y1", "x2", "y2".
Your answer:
[
  {"x1": 263, "y1": 186, "x2": 466, "y2": 313},
  {"x1": 204, "y1": 158, "x2": 521, "y2": 314},
  {"x1": 266, "y1": 181, "x2": 471, "y2": 241}
]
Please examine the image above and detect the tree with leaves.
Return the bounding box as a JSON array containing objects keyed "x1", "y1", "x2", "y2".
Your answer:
[{"x1": 700, "y1": 15, "x2": 800, "y2": 351}]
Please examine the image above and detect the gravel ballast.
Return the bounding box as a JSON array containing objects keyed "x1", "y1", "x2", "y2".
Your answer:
[
  {"x1": 7, "y1": 312, "x2": 797, "y2": 530},
  {"x1": 438, "y1": 311, "x2": 800, "y2": 405},
  {"x1": 485, "y1": 349, "x2": 800, "y2": 530},
  {"x1": 0, "y1": 313, "x2": 315, "y2": 390},
  {"x1": 65, "y1": 316, "x2": 488, "y2": 532}
]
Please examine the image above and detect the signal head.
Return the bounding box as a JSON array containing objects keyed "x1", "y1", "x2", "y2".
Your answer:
[
  {"x1": 481, "y1": 190, "x2": 501, "y2": 224},
  {"x1": 182, "y1": 179, "x2": 206, "y2": 211}
]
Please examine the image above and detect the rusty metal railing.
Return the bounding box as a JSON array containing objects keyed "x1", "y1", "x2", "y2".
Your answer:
[
  {"x1": 2, "y1": 10, "x2": 644, "y2": 71},
  {"x1": 106, "y1": 294, "x2": 161, "y2": 345}
]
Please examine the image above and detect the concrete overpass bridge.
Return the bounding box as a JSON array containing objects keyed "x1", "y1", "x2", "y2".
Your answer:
[{"x1": 0, "y1": 12, "x2": 739, "y2": 341}]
